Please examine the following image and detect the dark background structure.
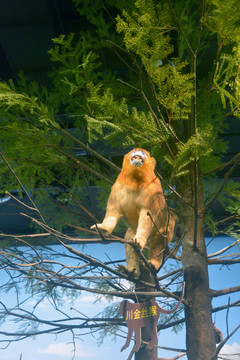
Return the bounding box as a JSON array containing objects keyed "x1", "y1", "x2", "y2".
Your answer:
[{"x1": 0, "y1": 0, "x2": 239, "y2": 234}]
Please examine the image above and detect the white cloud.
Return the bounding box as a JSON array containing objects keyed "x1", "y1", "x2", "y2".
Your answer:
[
  {"x1": 71, "y1": 295, "x2": 96, "y2": 307},
  {"x1": 38, "y1": 342, "x2": 93, "y2": 358},
  {"x1": 28, "y1": 298, "x2": 51, "y2": 309},
  {"x1": 220, "y1": 342, "x2": 240, "y2": 359}
]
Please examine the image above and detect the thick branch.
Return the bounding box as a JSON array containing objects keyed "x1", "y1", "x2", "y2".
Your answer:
[
  {"x1": 211, "y1": 286, "x2": 240, "y2": 298},
  {"x1": 208, "y1": 258, "x2": 240, "y2": 265}
]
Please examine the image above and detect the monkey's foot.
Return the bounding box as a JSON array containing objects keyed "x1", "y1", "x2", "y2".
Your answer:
[
  {"x1": 149, "y1": 259, "x2": 161, "y2": 273},
  {"x1": 138, "y1": 259, "x2": 158, "y2": 275},
  {"x1": 116, "y1": 264, "x2": 139, "y2": 279}
]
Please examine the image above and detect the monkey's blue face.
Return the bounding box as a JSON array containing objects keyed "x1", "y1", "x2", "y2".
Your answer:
[{"x1": 130, "y1": 150, "x2": 147, "y2": 167}]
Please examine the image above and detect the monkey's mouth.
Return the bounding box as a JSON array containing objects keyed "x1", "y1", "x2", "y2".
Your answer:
[{"x1": 130, "y1": 150, "x2": 147, "y2": 167}]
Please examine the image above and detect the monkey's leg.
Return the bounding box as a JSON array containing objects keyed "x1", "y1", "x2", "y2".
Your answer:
[
  {"x1": 150, "y1": 213, "x2": 175, "y2": 271},
  {"x1": 149, "y1": 234, "x2": 166, "y2": 271},
  {"x1": 134, "y1": 208, "x2": 153, "y2": 248},
  {"x1": 124, "y1": 228, "x2": 139, "y2": 278}
]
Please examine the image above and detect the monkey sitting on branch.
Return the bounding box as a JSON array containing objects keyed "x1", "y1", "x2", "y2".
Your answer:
[{"x1": 91, "y1": 148, "x2": 175, "y2": 277}]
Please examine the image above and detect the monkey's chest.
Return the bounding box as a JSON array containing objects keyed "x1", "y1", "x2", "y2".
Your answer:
[{"x1": 118, "y1": 188, "x2": 141, "y2": 228}]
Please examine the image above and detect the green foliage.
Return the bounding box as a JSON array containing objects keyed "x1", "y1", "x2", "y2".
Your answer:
[
  {"x1": 116, "y1": 0, "x2": 173, "y2": 62},
  {"x1": 0, "y1": 81, "x2": 58, "y2": 129},
  {"x1": 213, "y1": 52, "x2": 240, "y2": 115},
  {"x1": 204, "y1": 0, "x2": 240, "y2": 44},
  {"x1": 116, "y1": 0, "x2": 194, "y2": 121},
  {"x1": 47, "y1": 33, "x2": 102, "y2": 115},
  {"x1": 165, "y1": 125, "x2": 215, "y2": 177},
  {"x1": 0, "y1": 0, "x2": 239, "y2": 226},
  {"x1": 202, "y1": 0, "x2": 240, "y2": 117},
  {"x1": 85, "y1": 84, "x2": 169, "y2": 149},
  {"x1": 73, "y1": 0, "x2": 134, "y2": 49},
  {"x1": 217, "y1": 180, "x2": 240, "y2": 217},
  {"x1": 0, "y1": 0, "x2": 239, "y2": 233}
]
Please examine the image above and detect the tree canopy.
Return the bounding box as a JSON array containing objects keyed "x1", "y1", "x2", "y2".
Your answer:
[{"x1": 0, "y1": 1, "x2": 240, "y2": 359}]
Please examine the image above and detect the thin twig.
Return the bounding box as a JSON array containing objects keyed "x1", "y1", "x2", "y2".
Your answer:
[
  {"x1": 204, "y1": 152, "x2": 240, "y2": 176},
  {"x1": 59, "y1": 128, "x2": 121, "y2": 173},
  {"x1": 156, "y1": 171, "x2": 194, "y2": 209},
  {"x1": 166, "y1": 0, "x2": 194, "y2": 57},
  {"x1": 226, "y1": 297, "x2": 230, "y2": 338},
  {"x1": 204, "y1": 158, "x2": 240, "y2": 213},
  {"x1": 0, "y1": 152, "x2": 46, "y2": 225}
]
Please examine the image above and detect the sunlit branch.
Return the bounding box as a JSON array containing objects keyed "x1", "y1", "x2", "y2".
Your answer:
[{"x1": 208, "y1": 238, "x2": 240, "y2": 258}]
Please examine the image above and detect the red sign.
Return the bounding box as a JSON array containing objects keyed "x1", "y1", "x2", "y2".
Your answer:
[{"x1": 119, "y1": 282, "x2": 185, "y2": 353}]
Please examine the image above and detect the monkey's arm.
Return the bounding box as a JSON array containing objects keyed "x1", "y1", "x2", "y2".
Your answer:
[
  {"x1": 90, "y1": 188, "x2": 122, "y2": 234},
  {"x1": 134, "y1": 208, "x2": 154, "y2": 248},
  {"x1": 134, "y1": 185, "x2": 162, "y2": 248}
]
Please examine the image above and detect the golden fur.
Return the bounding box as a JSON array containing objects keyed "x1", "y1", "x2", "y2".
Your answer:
[{"x1": 91, "y1": 148, "x2": 175, "y2": 276}]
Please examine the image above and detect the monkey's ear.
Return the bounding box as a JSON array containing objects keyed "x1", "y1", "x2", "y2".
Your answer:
[{"x1": 152, "y1": 157, "x2": 156, "y2": 169}]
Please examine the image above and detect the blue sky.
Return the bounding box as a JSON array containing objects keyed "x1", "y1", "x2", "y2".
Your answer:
[{"x1": 0, "y1": 237, "x2": 239, "y2": 360}]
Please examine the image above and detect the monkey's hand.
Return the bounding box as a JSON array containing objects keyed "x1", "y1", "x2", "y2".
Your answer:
[
  {"x1": 133, "y1": 235, "x2": 147, "y2": 249},
  {"x1": 90, "y1": 223, "x2": 111, "y2": 234}
]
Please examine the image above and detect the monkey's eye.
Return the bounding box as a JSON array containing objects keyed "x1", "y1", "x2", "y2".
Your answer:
[
  {"x1": 131, "y1": 155, "x2": 144, "y2": 163},
  {"x1": 131, "y1": 150, "x2": 147, "y2": 160}
]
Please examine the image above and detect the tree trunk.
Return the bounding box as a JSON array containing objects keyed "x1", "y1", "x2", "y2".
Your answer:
[
  {"x1": 135, "y1": 263, "x2": 158, "y2": 360},
  {"x1": 180, "y1": 184, "x2": 216, "y2": 359}
]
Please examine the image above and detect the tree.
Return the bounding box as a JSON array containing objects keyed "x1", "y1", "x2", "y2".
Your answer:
[{"x1": 0, "y1": 0, "x2": 240, "y2": 359}]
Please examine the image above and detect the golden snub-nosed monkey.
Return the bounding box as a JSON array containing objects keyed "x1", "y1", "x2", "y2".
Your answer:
[{"x1": 91, "y1": 148, "x2": 175, "y2": 277}]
